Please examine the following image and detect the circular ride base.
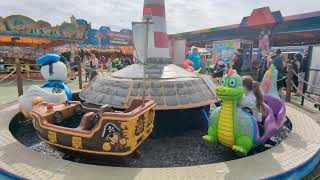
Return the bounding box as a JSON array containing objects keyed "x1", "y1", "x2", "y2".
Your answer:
[{"x1": 0, "y1": 104, "x2": 319, "y2": 179}]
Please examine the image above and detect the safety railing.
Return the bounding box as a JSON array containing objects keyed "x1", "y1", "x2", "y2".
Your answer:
[
  {"x1": 285, "y1": 64, "x2": 320, "y2": 108},
  {"x1": 291, "y1": 81, "x2": 320, "y2": 105},
  {"x1": 0, "y1": 68, "x2": 17, "y2": 87},
  {"x1": 0, "y1": 62, "x2": 78, "y2": 96}
]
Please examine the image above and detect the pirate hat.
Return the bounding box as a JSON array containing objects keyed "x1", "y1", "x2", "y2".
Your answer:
[
  {"x1": 102, "y1": 123, "x2": 120, "y2": 138},
  {"x1": 37, "y1": 54, "x2": 61, "y2": 66}
]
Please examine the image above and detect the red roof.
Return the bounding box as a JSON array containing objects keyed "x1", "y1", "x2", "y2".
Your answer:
[{"x1": 246, "y1": 7, "x2": 276, "y2": 28}]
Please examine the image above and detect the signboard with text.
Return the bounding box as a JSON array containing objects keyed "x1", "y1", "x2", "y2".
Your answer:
[
  {"x1": 106, "y1": 32, "x2": 133, "y2": 46},
  {"x1": 82, "y1": 27, "x2": 133, "y2": 47}
]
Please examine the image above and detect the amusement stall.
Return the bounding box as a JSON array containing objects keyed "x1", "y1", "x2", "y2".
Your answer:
[
  {"x1": 54, "y1": 26, "x2": 136, "y2": 69},
  {"x1": 0, "y1": 15, "x2": 90, "y2": 80}
]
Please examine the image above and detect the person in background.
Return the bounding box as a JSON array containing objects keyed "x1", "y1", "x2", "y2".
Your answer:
[
  {"x1": 232, "y1": 49, "x2": 244, "y2": 75},
  {"x1": 299, "y1": 50, "x2": 309, "y2": 92},
  {"x1": 272, "y1": 49, "x2": 284, "y2": 72},
  {"x1": 89, "y1": 53, "x2": 99, "y2": 69},
  {"x1": 294, "y1": 53, "x2": 302, "y2": 70},
  {"x1": 128, "y1": 57, "x2": 134, "y2": 65},
  {"x1": 211, "y1": 58, "x2": 226, "y2": 79},
  {"x1": 272, "y1": 49, "x2": 285, "y2": 90},
  {"x1": 101, "y1": 56, "x2": 107, "y2": 70},
  {"x1": 83, "y1": 55, "x2": 90, "y2": 82},
  {"x1": 79, "y1": 49, "x2": 85, "y2": 64},
  {"x1": 186, "y1": 48, "x2": 193, "y2": 59},
  {"x1": 187, "y1": 46, "x2": 201, "y2": 71},
  {"x1": 0, "y1": 58, "x2": 4, "y2": 71},
  {"x1": 239, "y1": 76, "x2": 264, "y2": 123},
  {"x1": 59, "y1": 54, "x2": 67, "y2": 64},
  {"x1": 293, "y1": 53, "x2": 303, "y2": 94},
  {"x1": 106, "y1": 57, "x2": 112, "y2": 72},
  {"x1": 291, "y1": 57, "x2": 299, "y2": 93},
  {"x1": 257, "y1": 50, "x2": 271, "y2": 82},
  {"x1": 267, "y1": 52, "x2": 274, "y2": 68},
  {"x1": 89, "y1": 53, "x2": 99, "y2": 80}
]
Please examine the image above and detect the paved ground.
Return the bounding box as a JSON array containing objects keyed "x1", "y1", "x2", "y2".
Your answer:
[
  {"x1": 0, "y1": 81, "x2": 319, "y2": 179},
  {"x1": 291, "y1": 95, "x2": 320, "y2": 124},
  {"x1": 285, "y1": 97, "x2": 320, "y2": 180},
  {"x1": 289, "y1": 98, "x2": 320, "y2": 180},
  {"x1": 0, "y1": 102, "x2": 317, "y2": 179}
]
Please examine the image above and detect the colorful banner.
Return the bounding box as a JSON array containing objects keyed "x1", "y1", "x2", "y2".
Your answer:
[
  {"x1": 212, "y1": 40, "x2": 239, "y2": 65},
  {"x1": 107, "y1": 32, "x2": 133, "y2": 45},
  {"x1": 106, "y1": 32, "x2": 133, "y2": 40},
  {"x1": 82, "y1": 27, "x2": 133, "y2": 47}
]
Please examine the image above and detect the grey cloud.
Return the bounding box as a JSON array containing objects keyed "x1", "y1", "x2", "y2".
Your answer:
[{"x1": 0, "y1": 0, "x2": 319, "y2": 33}]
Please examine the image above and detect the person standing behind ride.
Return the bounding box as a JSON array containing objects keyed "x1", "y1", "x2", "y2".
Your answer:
[
  {"x1": 232, "y1": 49, "x2": 244, "y2": 75},
  {"x1": 299, "y1": 50, "x2": 309, "y2": 92},
  {"x1": 89, "y1": 53, "x2": 99, "y2": 80},
  {"x1": 292, "y1": 54, "x2": 303, "y2": 94},
  {"x1": 272, "y1": 49, "x2": 285, "y2": 90},
  {"x1": 187, "y1": 46, "x2": 201, "y2": 71},
  {"x1": 84, "y1": 55, "x2": 91, "y2": 82},
  {"x1": 89, "y1": 53, "x2": 99, "y2": 69},
  {"x1": 0, "y1": 58, "x2": 4, "y2": 71},
  {"x1": 257, "y1": 51, "x2": 273, "y2": 82},
  {"x1": 105, "y1": 57, "x2": 112, "y2": 73},
  {"x1": 101, "y1": 56, "x2": 107, "y2": 70}
]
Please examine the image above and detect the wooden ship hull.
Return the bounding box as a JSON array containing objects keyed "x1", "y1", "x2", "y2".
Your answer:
[{"x1": 31, "y1": 99, "x2": 156, "y2": 156}]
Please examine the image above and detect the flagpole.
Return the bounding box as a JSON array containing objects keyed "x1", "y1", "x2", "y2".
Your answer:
[{"x1": 142, "y1": 14, "x2": 151, "y2": 107}]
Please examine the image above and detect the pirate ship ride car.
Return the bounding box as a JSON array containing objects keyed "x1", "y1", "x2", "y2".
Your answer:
[
  {"x1": 79, "y1": 0, "x2": 217, "y2": 137},
  {"x1": 31, "y1": 99, "x2": 156, "y2": 156}
]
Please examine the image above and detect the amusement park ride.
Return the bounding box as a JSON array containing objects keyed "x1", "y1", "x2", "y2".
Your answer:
[
  {"x1": 16, "y1": 0, "x2": 289, "y2": 158},
  {"x1": 203, "y1": 67, "x2": 287, "y2": 156}
]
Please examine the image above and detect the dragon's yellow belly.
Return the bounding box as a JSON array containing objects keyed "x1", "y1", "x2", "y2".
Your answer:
[{"x1": 217, "y1": 101, "x2": 235, "y2": 147}]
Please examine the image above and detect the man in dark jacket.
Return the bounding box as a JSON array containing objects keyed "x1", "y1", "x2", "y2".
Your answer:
[
  {"x1": 272, "y1": 49, "x2": 284, "y2": 72},
  {"x1": 232, "y1": 49, "x2": 244, "y2": 75},
  {"x1": 272, "y1": 49, "x2": 285, "y2": 90}
]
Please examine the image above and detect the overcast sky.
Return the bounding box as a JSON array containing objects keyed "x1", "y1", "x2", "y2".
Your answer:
[{"x1": 0, "y1": 0, "x2": 319, "y2": 33}]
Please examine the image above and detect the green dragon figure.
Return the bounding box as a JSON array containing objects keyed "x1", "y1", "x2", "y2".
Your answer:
[{"x1": 203, "y1": 70, "x2": 256, "y2": 156}]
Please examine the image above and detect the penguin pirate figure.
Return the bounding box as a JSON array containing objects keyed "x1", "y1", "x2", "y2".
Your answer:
[
  {"x1": 37, "y1": 54, "x2": 72, "y2": 100},
  {"x1": 18, "y1": 54, "x2": 71, "y2": 118}
]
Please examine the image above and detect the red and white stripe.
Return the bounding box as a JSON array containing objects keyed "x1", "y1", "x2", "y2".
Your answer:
[{"x1": 143, "y1": 0, "x2": 170, "y2": 58}]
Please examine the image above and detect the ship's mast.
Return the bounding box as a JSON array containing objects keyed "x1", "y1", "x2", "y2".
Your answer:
[
  {"x1": 142, "y1": 10, "x2": 152, "y2": 107},
  {"x1": 142, "y1": 19, "x2": 149, "y2": 107}
]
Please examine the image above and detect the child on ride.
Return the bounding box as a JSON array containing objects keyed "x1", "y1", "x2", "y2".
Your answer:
[{"x1": 239, "y1": 76, "x2": 264, "y2": 122}]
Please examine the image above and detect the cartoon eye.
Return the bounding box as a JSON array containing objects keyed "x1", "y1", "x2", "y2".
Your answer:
[
  {"x1": 229, "y1": 79, "x2": 236, "y2": 87},
  {"x1": 52, "y1": 87, "x2": 62, "y2": 93},
  {"x1": 221, "y1": 78, "x2": 226, "y2": 86}
]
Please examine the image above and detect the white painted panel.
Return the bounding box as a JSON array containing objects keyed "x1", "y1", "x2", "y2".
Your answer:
[
  {"x1": 308, "y1": 45, "x2": 320, "y2": 95},
  {"x1": 173, "y1": 39, "x2": 186, "y2": 65}
]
